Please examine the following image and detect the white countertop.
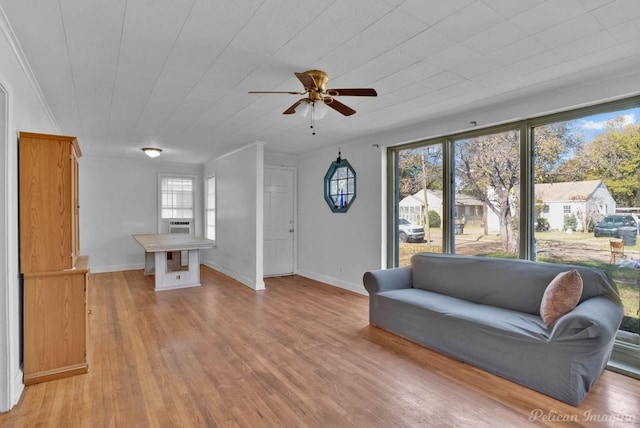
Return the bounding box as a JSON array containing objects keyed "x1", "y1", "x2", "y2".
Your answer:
[{"x1": 132, "y1": 234, "x2": 215, "y2": 252}]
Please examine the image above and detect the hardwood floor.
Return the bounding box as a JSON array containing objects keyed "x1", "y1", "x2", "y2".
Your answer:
[{"x1": 1, "y1": 266, "x2": 639, "y2": 427}]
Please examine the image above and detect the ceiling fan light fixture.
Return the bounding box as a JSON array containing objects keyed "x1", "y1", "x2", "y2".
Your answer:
[
  {"x1": 296, "y1": 100, "x2": 311, "y2": 117},
  {"x1": 142, "y1": 147, "x2": 162, "y2": 158},
  {"x1": 313, "y1": 100, "x2": 328, "y2": 120}
]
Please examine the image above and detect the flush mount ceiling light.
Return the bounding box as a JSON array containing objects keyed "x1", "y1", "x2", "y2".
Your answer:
[{"x1": 142, "y1": 147, "x2": 162, "y2": 158}]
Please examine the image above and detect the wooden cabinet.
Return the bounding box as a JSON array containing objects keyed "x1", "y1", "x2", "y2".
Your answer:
[
  {"x1": 19, "y1": 131, "x2": 89, "y2": 385},
  {"x1": 23, "y1": 257, "x2": 90, "y2": 385},
  {"x1": 19, "y1": 132, "x2": 81, "y2": 273}
]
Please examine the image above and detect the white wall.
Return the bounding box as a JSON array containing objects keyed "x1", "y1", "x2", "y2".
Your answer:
[
  {"x1": 297, "y1": 143, "x2": 385, "y2": 294},
  {"x1": 594, "y1": 185, "x2": 617, "y2": 215},
  {"x1": 0, "y1": 8, "x2": 61, "y2": 411},
  {"x1": 265, "y1": 151, "x2": 298, "y2": 168},
  {"x1": 201, "y1": 143, "x2": 265, "y2": 290},
  {"x1": 80, "y1": 158, "x2": 202, "y2": 272}
]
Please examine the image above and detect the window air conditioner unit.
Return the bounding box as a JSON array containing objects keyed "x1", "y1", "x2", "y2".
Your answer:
[{"x1": 162, "y1": 219, "x2": 194, "y2": 235}]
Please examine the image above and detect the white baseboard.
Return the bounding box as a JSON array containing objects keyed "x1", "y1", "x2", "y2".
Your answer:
[
  {"x1": 203, "y1": 260, "x2": 265, "y2": 290},
  {"x1": 91, "y1": 262, "x2": 366, "y2": 296},
  {"x1": 295, "y1": 269, "x2": 367, "y2": 296},
  {"x1": 89, "y1": 263, "x2": 143, "y2": 273}
]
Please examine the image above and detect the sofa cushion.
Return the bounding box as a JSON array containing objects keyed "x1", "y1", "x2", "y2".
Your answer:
[
  {"x1": 540, "y1": 270, "x2": 583, "y2": 327},
  {"x1": 377, "y1": 288, "x2": 549, "y2": 341},
  {"x1": 410, "y1": 253, "x2": 621, "y2": 315}
]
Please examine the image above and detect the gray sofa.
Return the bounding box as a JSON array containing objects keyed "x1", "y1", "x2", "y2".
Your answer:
[{"x1": 363, "y1": 253, "x2": 624, "y2": 406}]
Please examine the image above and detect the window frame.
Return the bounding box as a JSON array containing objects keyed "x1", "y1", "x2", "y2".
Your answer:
[
  {"x1": 158, "y1": 173, "x2": 196, "y2": 221},
  {"x1": 205, "y1": 174, "x2": 216, "y2": 241}
]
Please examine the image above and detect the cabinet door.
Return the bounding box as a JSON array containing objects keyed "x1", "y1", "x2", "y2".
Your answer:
[
  {"x1": 19, "y1": 133, "x2": 79, "y2": 272},
  {"x1": 23, "y1": 272, "x2": 88, "y2": 382}
]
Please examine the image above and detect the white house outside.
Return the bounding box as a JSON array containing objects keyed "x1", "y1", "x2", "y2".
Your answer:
[
  {"x1": 535, "y1": 180, "x2": 615, "y2": 231},
  {"x1": 399, "y1": 180, "x2": 615, "y2": 232},
  {"x1": 399, "y1": 189, "x2": 483, "y2": 226},
  {"x1": 399, "y1": 190, "x2": 444, "y2": 225}
]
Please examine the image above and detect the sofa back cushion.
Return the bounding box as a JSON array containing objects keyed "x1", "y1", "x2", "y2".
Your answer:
[{"x1": 410, "y1": 253, "x2": 619, "y2": 315}]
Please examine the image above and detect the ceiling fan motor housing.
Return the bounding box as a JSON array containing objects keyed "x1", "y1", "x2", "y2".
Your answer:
[{"x1": 303, "y1": 70, "x2": 329, "y2": 91}]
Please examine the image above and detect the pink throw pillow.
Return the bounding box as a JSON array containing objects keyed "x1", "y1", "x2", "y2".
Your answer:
[{"x1": 540, "y1": 270, "x2": 583, "y2": 327}]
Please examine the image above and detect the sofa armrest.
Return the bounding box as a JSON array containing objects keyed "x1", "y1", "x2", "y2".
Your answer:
[
  {"x1": 363, "y1": 267, "x2": 412, "y2": 295},
  {"x1": 550, "y1": 296, "x2": 624, "y2": 343}
]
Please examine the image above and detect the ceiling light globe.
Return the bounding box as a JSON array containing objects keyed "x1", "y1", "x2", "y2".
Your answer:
[{"x1": 142, "y1": 147, "x2": 162, "y2": 158}]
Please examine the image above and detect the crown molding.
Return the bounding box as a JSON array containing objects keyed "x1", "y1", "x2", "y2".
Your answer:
[{"x1": 0, "y1": 6, "x2": 60, "y2": 132}]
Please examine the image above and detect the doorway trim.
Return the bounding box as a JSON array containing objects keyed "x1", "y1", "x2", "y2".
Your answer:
[
  {"x1": 0, "y1": 75, "x2": 24, "y2": 412},
  {"x1": 264, "y1": 165, "x2": 297, "y2": 277}
]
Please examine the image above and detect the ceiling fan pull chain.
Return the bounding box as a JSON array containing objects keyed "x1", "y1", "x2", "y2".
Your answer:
[{"x1": 311, "y1": 102, "x2": 316, "y2": 135}]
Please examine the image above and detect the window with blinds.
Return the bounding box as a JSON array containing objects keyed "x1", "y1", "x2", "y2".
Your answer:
[{"x1": 160, "y1": 176, "x2": 194, "y2": 219}]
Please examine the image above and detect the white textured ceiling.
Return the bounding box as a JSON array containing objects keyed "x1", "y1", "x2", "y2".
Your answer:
[{"x1": 1, "y1": 0, "x2": 640, "y2": 163}]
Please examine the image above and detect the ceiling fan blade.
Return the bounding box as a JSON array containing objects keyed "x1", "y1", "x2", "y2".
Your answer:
[
  {"x1": 324, "y1": 98, "x2": 356, "y2": 116},
  {"x1": 326, "y1": 88, "x2": 377, "y2": 97},
  {"x1": 295, "y1": 72, "x2": 318, "y2": 90},
  {"x1": 248, "y1": 91, "x2": 305, "y2": 95},
  {"x1": 283, "y1": 99, "x2": 304, "y2": 115}
]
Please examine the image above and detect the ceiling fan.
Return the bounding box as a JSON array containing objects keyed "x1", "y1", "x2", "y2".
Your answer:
[{"x1": 248, "y1": 69, "x2": 377, "y2": 117}]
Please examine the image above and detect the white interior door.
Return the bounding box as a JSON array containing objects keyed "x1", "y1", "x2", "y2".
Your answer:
[{"x1": 264, "y1": 167, "x2": 295, "y2": 276}]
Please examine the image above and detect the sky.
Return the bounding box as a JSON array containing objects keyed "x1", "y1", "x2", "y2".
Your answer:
[{"x1": 575, "y1": 108, "x2": 639, "y2": 142}]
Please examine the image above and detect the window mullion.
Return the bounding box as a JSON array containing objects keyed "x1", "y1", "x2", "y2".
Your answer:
[
  {"x1": 520, "y1": 123, "x2": 534, "y2": 260},
  {"x1": 443, "y1": 139, "x2": 455, "y2": 254}
]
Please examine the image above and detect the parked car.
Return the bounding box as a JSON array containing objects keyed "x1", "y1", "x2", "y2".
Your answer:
[
  {"x1": 593, "y1": 215, "x2": 638, "y2": 238},
  {"x1": 398, "y1": 218, "x2": 425, "y2": 243}
]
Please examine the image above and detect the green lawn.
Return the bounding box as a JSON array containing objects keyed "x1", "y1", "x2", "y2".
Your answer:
[
  {"x1": 537, "y1": 255, "x2": 639, "y2": 320},
  {"x1": 536, "y1": 229, "x2": 640, "y2": 251}
]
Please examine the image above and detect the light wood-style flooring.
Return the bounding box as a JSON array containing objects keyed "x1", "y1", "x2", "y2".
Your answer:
[{"x1": 1, "y1": 266, "x2": 639, "y2": 427}]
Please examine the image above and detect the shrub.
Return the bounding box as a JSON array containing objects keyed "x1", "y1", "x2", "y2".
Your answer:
[
  {"x1": 428, "y1": 210, "x2": 441, "y2": 228},
  {"x1": 564, "y1": 214, "x2": 577, "y2": 231},
  {"x1": 536, "y1": 218, "x2": 549, "y2": 231}
]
